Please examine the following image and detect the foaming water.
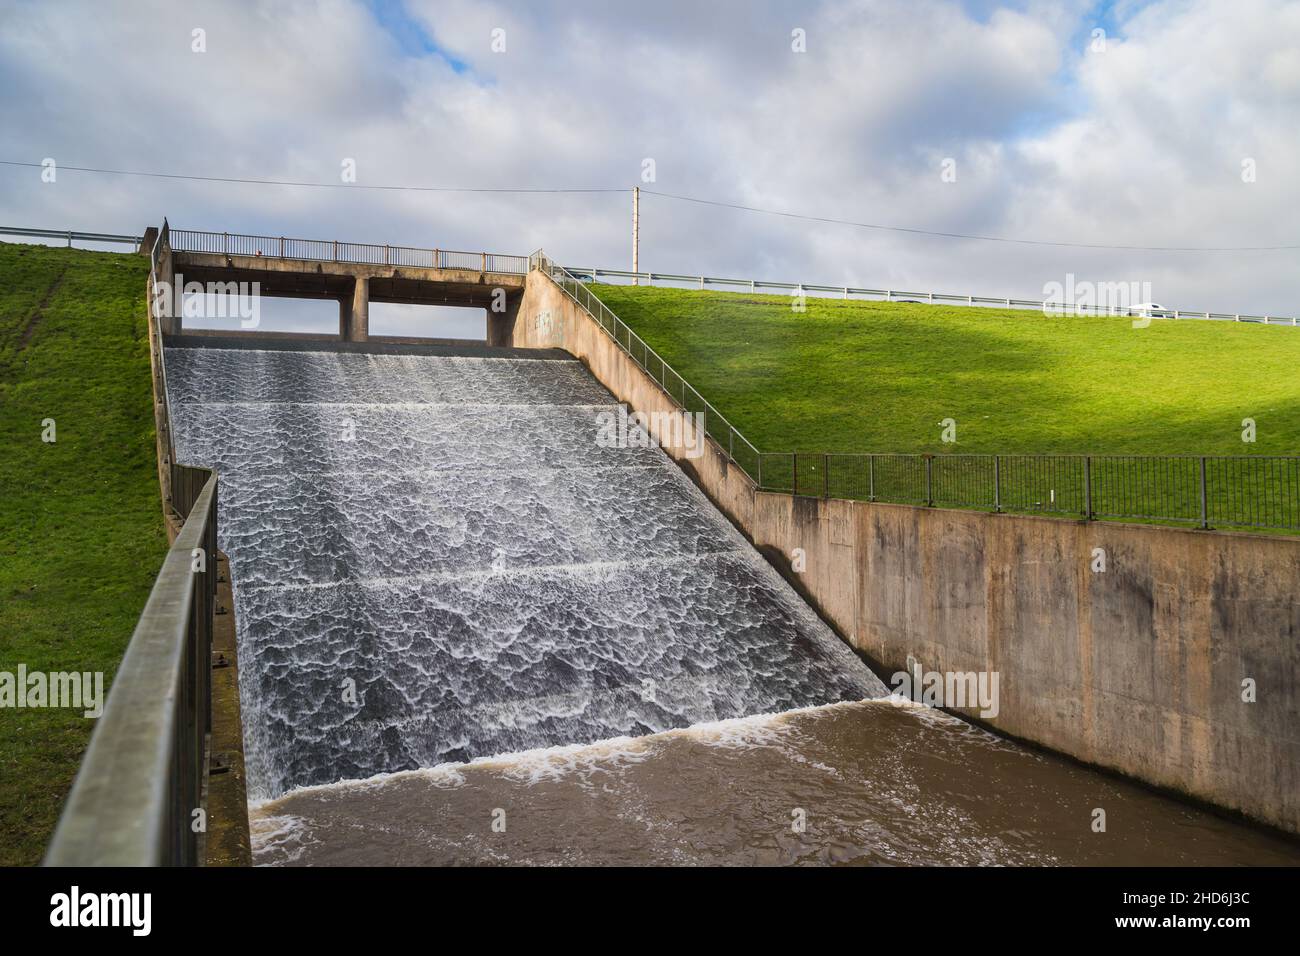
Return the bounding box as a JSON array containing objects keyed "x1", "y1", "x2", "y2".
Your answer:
[
  {"x1": 166, "y1": 347, "x2": 886, "y2": 800},
  {"x1": 251, "y1": 699, "x2": 1299, "y2": 866}
]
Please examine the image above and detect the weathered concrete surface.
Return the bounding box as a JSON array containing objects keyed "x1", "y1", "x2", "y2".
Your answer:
[
  {"x1": 206, "y1": 551, "x2": 251, "y2": 866},
  {"x1": 504, "y1": 271, "x2": 758, "y2": 532},
  {"x1": 850, "y1": 504, "x2": 1297, "y2": 833},
  {"x1": 144, "y1": 276, "x2": 180, "y2": 523},
  {"x1": 342, "y1": 275, "x2": 369, "y2": 342},
  {"x1": 168, "y1": 251, "x2": 525, "y2": 342},
  {"x1": 508, "y1": 266, "x2": 1300, "y2": 834}
]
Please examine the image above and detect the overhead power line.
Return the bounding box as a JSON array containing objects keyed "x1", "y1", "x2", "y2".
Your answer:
[
  {"x1": 639, "y1": 189, "x2": 1300, "y2": 253},
  {"x1": 3, "y1": 159, "x2": 1295, "y2": 252},
  {"x1": 0, "y1": 160, "x2": 623, "y2": 194}
]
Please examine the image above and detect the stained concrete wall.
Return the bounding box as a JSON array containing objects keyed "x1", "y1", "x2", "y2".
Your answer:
[{"x1": 506, "y1": 267, "x2": 1300, "y2": 834}]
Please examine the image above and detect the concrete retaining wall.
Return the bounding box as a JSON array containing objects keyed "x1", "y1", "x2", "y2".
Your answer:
[{"x1": 504, "y1": 268, "x2": 1300, "y2": 834}]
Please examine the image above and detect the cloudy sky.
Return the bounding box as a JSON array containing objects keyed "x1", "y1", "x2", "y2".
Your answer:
[{"x1": 1, "y1": 0, "x2": 1296, "y2": 334}]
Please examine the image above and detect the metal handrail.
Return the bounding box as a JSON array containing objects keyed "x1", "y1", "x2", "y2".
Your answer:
[
  {"x1": 531, "y1": 250, "x2": 762, "y2": 478},
  {"x1": 169, "y1": 228, "x2": 530, "y2": 275},
  {"x1": 762, "y1": 451, "x2": 1300, "y2": 531},
  {"x1": 562, "y1": 265, "x2": 1298, "y2": 326},
  {"x1": 44, "y1": 464, "x2": 218, "y2": 866},
  {"x1": 0, "y1": 225, "x2": 143, "y2": 249}
]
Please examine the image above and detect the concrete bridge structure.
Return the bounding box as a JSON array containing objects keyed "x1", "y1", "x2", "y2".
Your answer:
[{"x1": 150, "y1": 225, "x2": 528, "y2": 345}]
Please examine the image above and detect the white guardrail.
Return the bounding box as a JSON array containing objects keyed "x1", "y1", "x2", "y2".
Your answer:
[
  {"x1": 0, "y1": 225, "x2": 143, "y2": 248},
  {"x1": 561, "y1": 265, "x2": 1298, "y2": 326}
]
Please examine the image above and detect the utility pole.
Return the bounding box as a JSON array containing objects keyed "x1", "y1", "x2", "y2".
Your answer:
[{"x1": 632, "y1": 185, "x2": 639, "y2": 285}]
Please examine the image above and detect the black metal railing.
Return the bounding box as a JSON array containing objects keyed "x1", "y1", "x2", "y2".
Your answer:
[{"x1": 757, "y1": 452, "x2": 1300, "y2": 531}]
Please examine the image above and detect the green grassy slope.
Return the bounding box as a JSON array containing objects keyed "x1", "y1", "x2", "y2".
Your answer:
[
  {"x1": 0, "y1": 242, "x2": 165, "y2": 865},
  {"x1": 589, "y1": 283, "x2": 1300, "y2": 456}
]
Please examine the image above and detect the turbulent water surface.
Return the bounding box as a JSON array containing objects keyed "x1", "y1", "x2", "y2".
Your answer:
[
  {"x1": 166, "y1": 345, "x2": 885, "y2": 801},
  {"x1": 251, "y1": 700, "x2": 1300, "y2": 866},
  {"x1": 168, "y1": 343, "x2": 1298, "y2": 866}
]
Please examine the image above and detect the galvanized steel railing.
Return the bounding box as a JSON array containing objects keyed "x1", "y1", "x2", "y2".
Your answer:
[
  {"x1": 0, "y1": 225, "x2": 144, "y2": 249},
  {"x1": 44, "y1": 463, "x2": 218, "y2": 866},
  {"x1": 532, "y1": 252, "x2": 1300, "y2": 532},
  {"x1": 171, "y1": 228, "x2": 529, "y2": 275},
  {"x1": 562, "y1": 265, "x2": 1299, "y2": 326},
  {"x1": 531, "y1": 250, "x2": 764, "y2": 478}
]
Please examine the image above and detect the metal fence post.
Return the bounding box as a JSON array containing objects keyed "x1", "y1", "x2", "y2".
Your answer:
[
  {"x1": 1083, "y1": 455, "x2": 1093, "y2": 519},
  {"x1": 1199, "y1": 456, "x2": 1209, "y2": 529},
  {"x1": 757, "y1": 453, "x2": 763, "y2": 490},
  {"x1": 728, "y1": 429, "x2": 734, "y2": 462},
  {"x1": 823, "y1": 453, "x2": 830, "y2": 498},
  {"x1": 993, "y1": 455, "x2": 1001, "y2": 512},
  {"x1": 868, "y1": 454, "x2": 875, "y2": 502},
  {"x1": 223, "y1": 231, "x2": 228, "y2": 255},
  {"x1": 925, "y1": 455, "x2": 933, "y2": 506},
  {"x1": 793, "y1": 454, "x2": 799, "y2": 495},
  {"x1": 333, "y1": 239, "x2": 338, "y2": 262}
]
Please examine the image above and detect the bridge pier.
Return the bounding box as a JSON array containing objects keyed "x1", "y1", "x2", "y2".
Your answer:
[
  {"x1": 486, "y1": 294, "x2": 523, "y2": 347},
  {"x1": 340, "y1": 277, "x2": 369, "y2": 342}
]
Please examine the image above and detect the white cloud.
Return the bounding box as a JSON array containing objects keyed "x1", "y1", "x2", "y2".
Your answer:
[{"x1": 0, "y1": 0, "x2": 1294, "y2": 316}]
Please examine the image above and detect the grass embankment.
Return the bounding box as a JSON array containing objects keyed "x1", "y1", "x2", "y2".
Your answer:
[
  {"x1": 0, "y1": 242, "x2": 165, "y2": 865},
  {"x1": 588, "y1": 283, "x2": 1300, "y2": 524}
]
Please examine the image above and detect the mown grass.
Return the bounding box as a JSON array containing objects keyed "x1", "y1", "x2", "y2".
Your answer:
[
  {"x1": 588, "y1": 283, "x2": 1300, "y2": 454},
  {"x1": 586, "y1": 283, "x2": 1300, "y2": 528},
  {"x1": 0, "y1": 242, "x2": 165, "y2": 865}
]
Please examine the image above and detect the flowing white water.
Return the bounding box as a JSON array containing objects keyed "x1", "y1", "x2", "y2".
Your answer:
[{"x1": 166, "y1": 346, "x2": 887, "y2": 801}]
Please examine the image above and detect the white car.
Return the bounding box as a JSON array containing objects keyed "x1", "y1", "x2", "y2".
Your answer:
[{"x1": 1128, "y1": 302, "x2": 1174, "y2": 319}]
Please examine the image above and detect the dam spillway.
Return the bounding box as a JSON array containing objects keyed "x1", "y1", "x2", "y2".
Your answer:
[{"x1": 164, "y1": 342, "x2": 887, "y2": 801}]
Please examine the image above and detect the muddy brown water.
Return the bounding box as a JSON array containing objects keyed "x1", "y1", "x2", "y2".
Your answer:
[{"x1": 251, "y1": 700, "x2": 1299, "y2": 866}]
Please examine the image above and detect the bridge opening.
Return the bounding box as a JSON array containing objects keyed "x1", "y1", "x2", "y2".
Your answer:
[
  {"x1": 179, "y1": 290, "x2": 339, "y2": 336},
  {"x1": 368, "y1": 302, "x2": 486, "y2": 342}
]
